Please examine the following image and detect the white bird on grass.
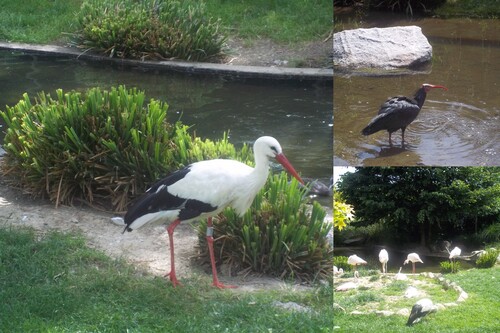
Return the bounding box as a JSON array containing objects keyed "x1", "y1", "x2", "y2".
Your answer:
[
  {"x1": 395, "y1": 267, "x2": 408, "y2": 281},
  {"x1": 404, "y1": 253, "x2": 423, "y2": 274},
  {"x1": 333, "y1": 266, "x2": 344, "y2": 277},
  {"x1": 406, "y1": 298, "x2": 437, "y2": 326},
  {"x1": 379, "y1": 249, "x2": 389, "y2": 274},
  {"x1": 347, "y1": 254, "x2": 367, "y2": 278},
  {"x1": 112, "y1": 136, "x2": 303, "y2": 289}
]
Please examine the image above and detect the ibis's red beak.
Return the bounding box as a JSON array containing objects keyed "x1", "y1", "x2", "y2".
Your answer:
[
  {"x1": 275, "y1": 153, "x2": 304, "y2": 185},
  {"x1": 424, "y1": 84, "x2": 448, "y2": 91}
]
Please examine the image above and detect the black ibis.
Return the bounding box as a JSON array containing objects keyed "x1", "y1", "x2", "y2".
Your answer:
[
  {"x1": 361, "y1": 83, "x2": 448, "y2": 146},
  {"x1": 406, "y1": 298, "x2": 437, "y2": 326},
  {"x1": 112, "y1": 136, "x2": 304, "y2": 288}
]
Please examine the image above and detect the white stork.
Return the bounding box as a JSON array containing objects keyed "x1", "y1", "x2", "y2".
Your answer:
[
  {"x1": 112, "y1": 136, "x2": 303, "y2": 288},
  {"x1": 448, "y1": 246, "x2": 461, "y2": 272},
  {"x1": 404, "y1": 253, "x2": 423, "y2": 274},
  {"x1": 379, "y1": 249, "x2": 389, "y2": 274},
  {"x1": 406, "y1": 298, "x2": 437, "y2": 326},
  {"x1": 449, "y1": 246, "x2": 461, "y2": 261},
  {"x1": 347, "y1": 254, "x2": 367, "y2": 278}
]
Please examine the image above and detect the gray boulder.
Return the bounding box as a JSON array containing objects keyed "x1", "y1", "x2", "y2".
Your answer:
[{"x1": 333, "y1": 26, "x2": 432, "y2": 70}]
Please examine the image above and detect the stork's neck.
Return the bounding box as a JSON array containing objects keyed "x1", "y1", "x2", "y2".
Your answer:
[
  {"x1": 252, "y1": 153, "x2": 271, "y2": 184},
  {"x1": 413, "y1": 88, "x2": 427, "y2": 109}
]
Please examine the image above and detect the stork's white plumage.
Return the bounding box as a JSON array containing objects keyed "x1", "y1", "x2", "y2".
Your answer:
[
  {"x1": 379, "y1": 249, "x2": 389, "y2": 273},
  {"x1": 449, "y1": 246, "x2": 461, "y2": 260},
  {"x1": 112, "y1": 136, "x2": 303, "y2": 288},
  {"x1": 406, "y1": 298, "x2": 437, "y2": 326},
  {"x1": 404, "y1": 252, "x2": 423, "y2": 274},
  {"x1": 395, "y1": 267, "x2": 408, "y2": 280},
  {"x1": 333, "y1": 266, "x2": 344, "y2": 276},
  {"x1": 348, "y1": 254, "x2": 367, "y2": 278}
]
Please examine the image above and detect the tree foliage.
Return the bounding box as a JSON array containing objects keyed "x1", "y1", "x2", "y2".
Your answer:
[
  {"x1": 336, "y1": 167, "x2": 500, "y2": 246},
  {"x1": 333, "y1": 190, "x2": 352, "y2": 230}
]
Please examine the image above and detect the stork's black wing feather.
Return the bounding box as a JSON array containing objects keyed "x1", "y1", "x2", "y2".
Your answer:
[{"x1": 122, "y1": 166, "x2": 216, "y2": 232}]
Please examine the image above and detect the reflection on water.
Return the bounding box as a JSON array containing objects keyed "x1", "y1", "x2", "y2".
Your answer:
[
  {"x1": 334, "y1": 15, "x2": 500, "y2": 166},
  {"x1": 0, "y1": 51, "x2": 333, "y2": 194}
]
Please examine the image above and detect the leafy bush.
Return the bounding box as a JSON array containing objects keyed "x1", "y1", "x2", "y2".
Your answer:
[
  {"x1": 73, "y1": 0, "x2": 226, "y2": 61},
  {"x1": 476, "y1": 249, "x2": 499, "y2": 269},
  {"x1": 440, "y1": 260, "x2": 461, "y2": 274},
  {"x1": 197, "y1": 173, "x2": 332, "y2": 282},
  {"x1": 0, "y1": 86, "x2": 250, "y2": 210},
  {"x1": 478, "y1": 223, "x2": 500, "y2": 243},
  {"x1": 333, "y1": 255, "x2": 351, "y2": 272}
]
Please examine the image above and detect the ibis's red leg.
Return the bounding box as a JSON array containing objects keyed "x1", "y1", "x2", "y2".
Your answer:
[
  {"x1": 206, "y1": 217, "x2": 236, "y2": 289},
  {"x1": 166, "y1": 219, "x2": 182, "y2": 287}
]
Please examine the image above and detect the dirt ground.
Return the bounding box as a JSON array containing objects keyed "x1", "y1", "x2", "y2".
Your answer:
[{"x1": 0, "y1": 178, "x2": 327, "y2": 291}]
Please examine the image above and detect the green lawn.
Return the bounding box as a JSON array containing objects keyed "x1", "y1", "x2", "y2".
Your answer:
[
  {"x1": 0, "y1": 0, "x2": 333, "y2": 45},
  {"x1": 333, "y1": 267, "x2": 500, "y2": 332},
  {"x1": 0, "y1": 227, "x2": 333, "y2": 332}
]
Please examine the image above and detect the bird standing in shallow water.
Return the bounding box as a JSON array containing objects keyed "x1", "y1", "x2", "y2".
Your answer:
[
  {"x1": 112, "y1": 136, "x2": 304, "y2": 288},
  {"x1": 404, "y1": 252, "x2": 423, "y2": 274},
  {"x1": 361, "y1": 83, "x2": 448, "y2": 147},
  {"x1": 379, "y1": 249, "x2": 389, "y2": 274}
]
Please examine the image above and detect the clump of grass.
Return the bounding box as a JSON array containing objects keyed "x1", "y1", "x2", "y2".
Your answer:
[
  {"x1": 334, "y1": 255, "x2": 351, "y2": 272},
  {"x1": 197, "y1": 173, "x2": 332, "y2": 282},
  {"x1": 73, "y1": 0, "x2": 227, "y2": 61},
  {"x1": 476, "y1": 249, "x2": 499, "y2": 269},
  {"x1": 440, "y1": 260, "x2": 462, "y2": 273},
  {"x1": 0, "y1": 86, "x2": 249, "y2": 210}
]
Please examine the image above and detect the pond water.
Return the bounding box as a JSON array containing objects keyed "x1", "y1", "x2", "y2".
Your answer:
[
  {"x1": 0, "y1": 51, "x2": 333, "y2": 200},
  {"x1": 334, "y1": 14, "x2": 500, "y2": 166}
]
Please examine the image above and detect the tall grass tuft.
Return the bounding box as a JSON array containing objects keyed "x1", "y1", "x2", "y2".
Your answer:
[
  {"x1": 198, "y1": 173, "x2": 332, "y2": 282},
  {"x1": 0, "y1": 86, "x2": 247, "y2": 210},
  {"x1": 73, "y1": 0, "x2": 227, "y2": 61}
]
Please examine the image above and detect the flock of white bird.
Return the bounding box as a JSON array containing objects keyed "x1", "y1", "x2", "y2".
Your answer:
[{"x1": 334, "y1": 246, "x2": 466, "y2": 326}]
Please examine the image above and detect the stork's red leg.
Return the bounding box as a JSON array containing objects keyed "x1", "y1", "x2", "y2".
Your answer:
[
  {"x1": 401, "y1": 127, "x2": 406, "y2": 147},
  {"x1": 166, "y1": 219, "x2": 182, "y2": 287},
  {"x1": 206, "y1": 217, "x2": 236, "y2": 289},
  {"x1": 412, "y1": 262, "x2": 416, "y2": 274},
  {"x1": 388, "y1": 132, "x2": 393, "y2": 146}
]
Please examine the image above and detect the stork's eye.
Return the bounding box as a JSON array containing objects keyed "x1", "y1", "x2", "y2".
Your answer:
[{"x1": 270, "y1": 146, "x2": 278, "y2": 154}]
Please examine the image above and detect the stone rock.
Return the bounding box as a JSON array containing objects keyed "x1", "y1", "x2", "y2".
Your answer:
[
  {"x1": 273, "y1": 301, "x2": 313, "y2": 314},
  {"x1": 457, "y1": 291, "x2": 468, "y2": 302},
  {"x1": 376, "y1": 310, "x2": 394, "y2": 317},
  {"x1": 333, "y1": 26, "x2": 432, "y2": 70}
]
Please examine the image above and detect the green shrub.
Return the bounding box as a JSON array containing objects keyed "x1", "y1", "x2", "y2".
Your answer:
[
  {"x1": 73, "y1": 0, "x2": 226, "y2": 61},
  {"x1": 440, "y1": 260, "x2": 461, "y2": 274},
  {"x1": 198, "y1": 173, "x2": 332, "y2": 282},
  {"x1": 0, "y1": 86, "x2": 249, "y2": 210},
  {"x1": 333, "y1": 255, "x2": 351, "y2": 272},
  {"x1": 478, "y1": 223, "x2": 500, "y2": 243},
  {"x1": 476, "y1": 249, "x2": 499, "y2": 269}
]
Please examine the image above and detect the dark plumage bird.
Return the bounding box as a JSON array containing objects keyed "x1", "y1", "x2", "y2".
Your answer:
[
  {"x1": 361, "y1": 83, "x2": 448, "y2": 147},
  {"x1": 406, "y1": 298, "x2": 437, "y2": 326}
]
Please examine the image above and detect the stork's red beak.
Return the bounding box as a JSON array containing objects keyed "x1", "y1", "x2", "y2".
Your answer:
[{"x1": 275, "y1": 153, "x2": 304, "y2": 185}]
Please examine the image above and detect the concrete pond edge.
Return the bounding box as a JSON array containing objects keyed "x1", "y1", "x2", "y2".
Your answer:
[{"x1": 0, "y1": 42, "x2": 333, "y2": 82}]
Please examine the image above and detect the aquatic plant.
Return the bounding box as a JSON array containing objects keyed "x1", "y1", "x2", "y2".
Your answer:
[
  {"x1": 197, "y1": 173, "x2": 332, "y2": 282},
  {"x1": 476, "y1": 249, "x2": 499, "y2": 269},
  {"x1": 440, "y1": 260, "x2": 461, "y2": 274},
  {"x1": 0, "y1": 86, "x2": 248, "y2": 210},
  {"x1": 73, "y1": 0, "x2": 226, "y2": 61}
]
